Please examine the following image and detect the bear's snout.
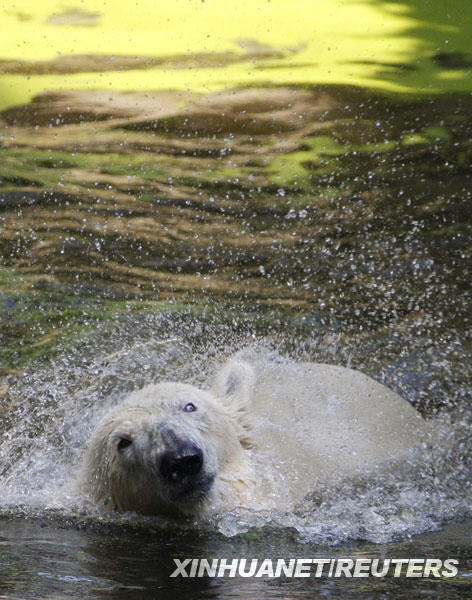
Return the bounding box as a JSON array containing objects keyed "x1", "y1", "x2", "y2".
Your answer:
[
  {"x1": 159, "y1": 440, "x2": 203, "y2": 482},
  {"x1": 156, "y1": 427, "x2": 214, "y2": 503}
]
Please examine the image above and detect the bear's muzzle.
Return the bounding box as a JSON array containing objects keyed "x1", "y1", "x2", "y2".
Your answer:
[
  {"x1": 159, "y1": 442, "x2": 203, "y2": 481},
  {"x1": 157, "y1": 428, "x2": 213, "y2": 501}
]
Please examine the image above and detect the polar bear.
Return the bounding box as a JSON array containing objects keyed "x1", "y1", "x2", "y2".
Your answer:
[{"x1": 77, "y1": 358, "x2": 435, "y2": 517}]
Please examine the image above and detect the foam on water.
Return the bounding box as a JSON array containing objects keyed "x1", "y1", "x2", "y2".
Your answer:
[{"x1": 0, "y1": 313, "x2": 470, "y2": 545}]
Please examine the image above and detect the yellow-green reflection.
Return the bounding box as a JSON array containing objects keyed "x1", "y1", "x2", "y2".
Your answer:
[{"x1": 1, "y1": 0, "x2": 471, "y2": 110}]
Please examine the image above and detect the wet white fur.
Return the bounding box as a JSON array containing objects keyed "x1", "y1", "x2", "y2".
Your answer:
[{"x1": 77, "y1": 358, "x2": 434, "y2": 516}]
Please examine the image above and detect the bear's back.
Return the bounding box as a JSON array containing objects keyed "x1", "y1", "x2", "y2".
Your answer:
[{"x1": 248, "y1": 361, "x2": 434, "y2": 508}]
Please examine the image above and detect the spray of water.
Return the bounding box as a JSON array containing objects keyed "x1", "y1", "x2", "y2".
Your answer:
[{"x1": 0, "y1": 312, "x2": 470, "y2": 545}]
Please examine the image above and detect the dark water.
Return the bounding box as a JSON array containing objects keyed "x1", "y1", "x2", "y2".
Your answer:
[
  {"x1": 0, "y1": 87, "x2": 471, "y2": 597},
  {"x1": 0, "y1": 517, "x2": 471, "y2": 599}
]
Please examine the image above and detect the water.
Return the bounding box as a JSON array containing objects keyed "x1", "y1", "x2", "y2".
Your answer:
[
  {"x1": 0, "y1": 316, "x2": 470, "y2": 563},
  {"x1": 1, "y1": 87, "x2": 471, "y2": 597},
  {"x1": 0, "y1": 516, "x2": 471, "y2": 598}
]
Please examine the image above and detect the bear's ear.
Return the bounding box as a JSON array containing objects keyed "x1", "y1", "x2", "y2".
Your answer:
[{"x1": 211, "y1": 360, "x2": 255, "y2": 448}]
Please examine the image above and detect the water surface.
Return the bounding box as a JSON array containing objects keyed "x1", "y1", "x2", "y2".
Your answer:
[{"x1": 0, "y1": 84, "x2": 471, "y2": 597}]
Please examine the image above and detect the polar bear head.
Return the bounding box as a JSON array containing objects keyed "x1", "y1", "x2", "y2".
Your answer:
[{"x1": 78, "y1": 360, "x2": 255, "y2": 517}]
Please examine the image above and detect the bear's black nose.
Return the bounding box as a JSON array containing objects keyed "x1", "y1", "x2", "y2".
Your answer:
[{"x1": 159, "y1": 443, "x2": 203, "y2": 482}]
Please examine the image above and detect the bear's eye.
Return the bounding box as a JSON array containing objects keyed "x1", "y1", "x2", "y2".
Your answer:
[
  {"x1": 183, "y1": 402, "x2": 197, "y2": 413},
  {"x1": 117, "y1": 438, "x2": 132, "y2": 451}
]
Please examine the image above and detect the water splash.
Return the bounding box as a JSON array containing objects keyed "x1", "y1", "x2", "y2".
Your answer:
[{"x1": 0, "y1": 312, "x2": 470, "y2": 545}]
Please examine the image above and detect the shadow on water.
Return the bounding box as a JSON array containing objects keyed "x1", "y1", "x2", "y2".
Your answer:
[{"x1": 361, "y1": 0, "x2": 472, "y2": 92}]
